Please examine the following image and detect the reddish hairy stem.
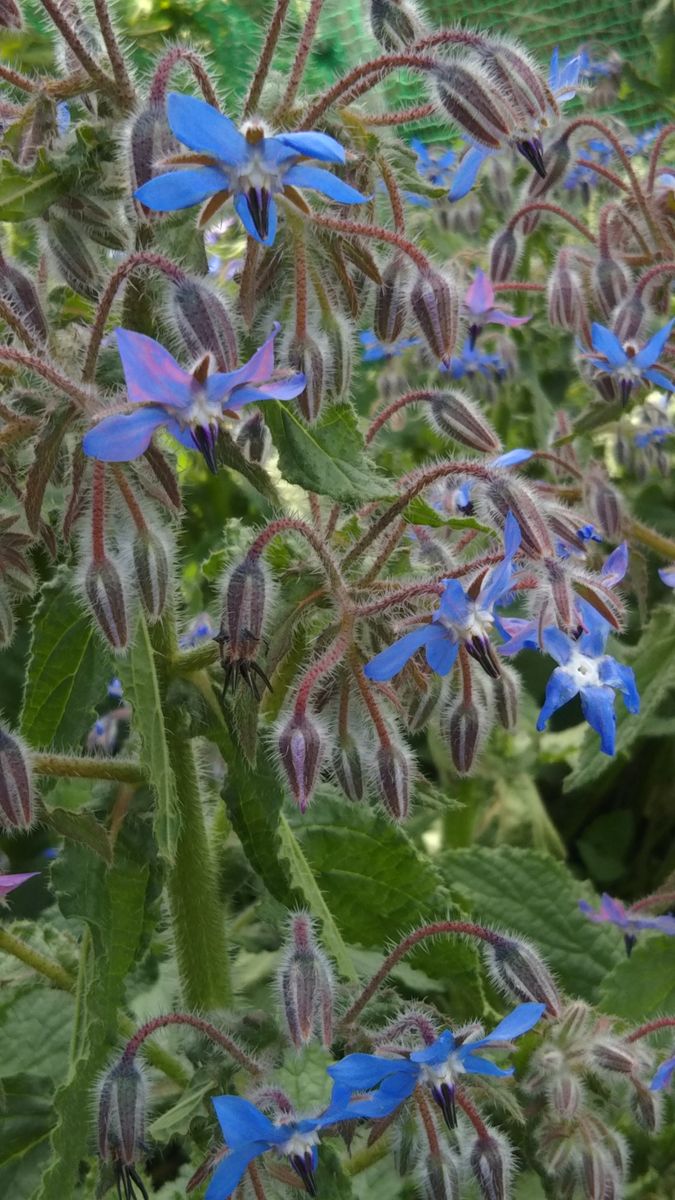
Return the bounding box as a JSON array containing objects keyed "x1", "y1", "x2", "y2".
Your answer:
[
  {"x1": 575, "y1": 158, "x2": 629, "y2": 194},
  {"x1": 635, "y1": 263, "x2": 675, "y2": 298},
  {"x1": 349, "y1": 651, "x2": 392, "y2": 748},
  {"x1": 82, "y1": 252, "x2": 186, "y2": 380},
  {"x1": 0, "y1": 296, "x2": 38, "y2": 351},
  {"x1": 301, "y1": 52, "x2": 442, "y2": 129},
  {"x1": 458, "y1": 646, "x2": 473, "y2": 702},
  {"x1": 0, "y1": 63, "x2": 37, "y2": 92},
  {"x1": 493, "y1": 281, "x2": 545, "y2": 293},
  {"x1": 309, "y1": 211, "x2": 432, "y2": 274},
  {"x1": 294, "y1": 231, "x2": 308, "y2": 339},
  {"x1": 379, "y1": 157, "x2": 406, "y2": 234},
  {"x1": 149, "y1": 47, "x2": 220, "y2": 107},
  {"x1": 340, "y1": 921, "x2": 501, "y2": 1027},
  {"x1": 121, "y1": 1012, "x2": 261, "y2": 1073},
  {"x1": 598, "y1": 201, "x2": 650, "y2": 257},
  {"x1": 415, "y1": 1090, "x2": 441, "y2": 1156},
  {"x1": 629, "y1": 890, "x2": 675, "y2": 913},
  {"x1": 533, "y1": 450, "x2": 583, "y2": 479},
  {"x1": 356, "y1": 518, "x2": 407, "y2": 587},
  {"x1": 278, "y1": 0, "x2": 326, "y2": 112},
  {"x1": 363, "y1": 102, "x2": 437, "y2": 126},
  {"x1": 38, "y1": 0, "x2": 115, "y2": 94},
  {"x1": 243, "y1": 0, "x2": 292, "y2": 116},
  {"x1": 248, "y1": 517, "x2": 348, "y2": 599},
  {"x1": 248, "y1": 1163, "x2": 269, "y2": 1200},
  {"x1": 0, "y1": 347, "x2": 92, "y2": 410},
  {"x1": 92, "y1": 0, "x2": 135, "y2": 109},
  {"x1": 294, "y1": 630, "x2": 352, "y2": 716},
  {"x1": 507, "y1": 202, "x2": 595, "y2": 244},
  {"x1": 91, "y1": 462, "x2": 107, "y2": 563},
  {"x1": 647, "y1": 123, "x2": 675, "y2": 193},
  {"x1": 627, "y1": 1017, "x2": 675, "y2": 1044},
  {"x1": 366, "y1": 390, "x2": 435, "y2": 444},
  {"x1": 456, "y1": 1089, "x2": 490, "y2": 1138},
  {"x1": 112, "y1": 466, "x2": 148, "y2": 533}
]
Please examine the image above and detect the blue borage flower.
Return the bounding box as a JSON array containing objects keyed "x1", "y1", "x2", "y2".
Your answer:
[
  {"x1": 585, "y1": 319, "x2": 675, "y2": 405},
  {"x1": 651, "y1": 1053, "x2": 675, "y2": 1092},
  {"x1": 535, "y1": 602, "x2": 639, "y2": 755},
  {"x1": 549, "y1": 47, "x2": 588, "y2": 103},
  {"x1": 433, "y1": 449, "x2": 533, "y2": 516},
  {"x1": 464, "y1": 269, "x2": 531, "y2": 349},
  {"x1": 134, "y1": 93, "x2": 367, "y2": 245},
  {"x1": 365, "y1": 512, "x2": 521, "y2": 681},
  {"x1": 359, "y1": 329, "x2": 421, "y2": 362},
  {"x1": 579, "y1": 892, "x2": 675, "y2": 956},
  {"x1": 410, "y1": 138, "x2": 456, "y2": 189},
  {"x1": 440, "y1": 340, "x2": 506, "y2": 383},
  {"x1": 82, "y1": 323, "x2": 304, "y2": 473},
  {"x1": 179, "y1": 612, "x2": 215, "y2": 648},
  {"x1": 205, "y1": 1087, "x2": 401, "y2": 1199},
  {"x1": 328, "y1": 1003, "x2": 545, "y2": 1130},
  {"x1": 659, "y1": 565, "x2": 675, "y2": 588}
]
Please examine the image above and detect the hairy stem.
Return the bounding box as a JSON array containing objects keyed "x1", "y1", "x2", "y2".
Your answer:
[
  {"x1": 92, "y1": 0, "x2": 135, "y2": 109},
  {"x1": 0, "y1": 926, "x2": 75, "y2": 991},
  {"x1": 243, "y1": 0, "x2": 292, "y2": 116},
  {"x1": 33, "y1": 753, "x2": 147, "y2": 783},
  {"x1": 83, "y1": 252, "x2": 186, "y2": 380},
  {"x1": 0, "y1": 347, "x2": 92, "y2": 410},
  {"x1": 278, "y1": 0, "x2": 326, "y2": 112},
  {"x1": 39, "y1": 0, "x2": 116, "y2": 95},
  {"x1": 309, "y1": 211, "x2": 433, "y2": 273},
  {"x1": 122, "y1": 1012, "x2": 261, "y2": 1074},
  {"x1": 627, "y1": 1017, "x2": 675, "y2": 1043},
  {"x1": 150, "y1": 46, "x2": 219, "y2": 107}
]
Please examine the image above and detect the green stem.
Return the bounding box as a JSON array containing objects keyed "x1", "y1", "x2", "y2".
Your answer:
[
  {"x1": 68, "y1": 928, "x2": 92, "y2": 1063},
  {"x1": 0, "y1": 927, "x2": 75, "y2": 991},
  {"x1": 627, "y1": 518, "x2": 675, "y2": 561},
  {"x1": 151, "y1": 617, "x2": 232, "y2": 1009},
  {"x1": 171, "y1": 642, "x2": 220, "y2": 675},
  {"x1": 33, "y1": 753, "x2": 148, "y2": 783}
]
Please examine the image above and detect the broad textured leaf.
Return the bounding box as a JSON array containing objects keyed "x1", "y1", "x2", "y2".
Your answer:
[
  {"x1": 0, "y1": 1074, "x2": 55, "y2": 1200},
  {"x1": 564, "y1": 606, "x2": 675, "y2": 793},
  {"x1": 20, "y1": 569, "x2": 111, "y2": 750},
  {"x1": 264, "y1": 401, "x2": 392, "y2": 503},
  {"x1": 46, "y1": 807, "x2": 112, "y2": 863},
  {"x1": 118, "y1": 613, "x2": 180, "y2": 862},
  {"x1": 149, "y1": 1076, "x2": 213, "y2": 1140},
  {"x1": 0, "y1": 984, "x2": 73, "y2": 1080},
  {"x1": 403, "y1": 495, "x2": 490, "y2": 532},
  {"x1": 0, "y1": 155, "x2": 71, "y2": 221},
  {"x1": 599, "y1": 938, "x2": 675, "y2": 1019},
  {"x1": 440, "y1": 846, "x2": 623, "y2": 1001}
]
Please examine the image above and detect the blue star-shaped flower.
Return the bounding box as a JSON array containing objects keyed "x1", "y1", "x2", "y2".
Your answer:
[
  {"x1": 441, "y1": 339, "x2": 506, "y2": 383},
  {"x1": 364, "y1": 513, "x2": 521, "y2": 682},
  {"x1": 82, "y1": 323, "x2": 304, "y2": 473},
  {"x1": 205, "y1": 1087, "x2": 401, "y2": 1198},
  {"x1": 464, "y1": 269, "x2": 531, "y2": 348},
  {"x1": 549, "y1": 47, "x2": 587, "y2": 103},
  {"x1": 579, "y1": 892, "x2": 675, "y2": 956},
  {"x1": 651, "y1": 1053, "x2": 675, "y2": 1092},
  {"x1": 536, "y1": 605, "x2": 639, "y2": 755},
  {"x1": 134, "y1": 93, "x2": 367, "y2": 245},
  {"x1": 359, "y1": 330, "x2": 421, "y2": 362},
  {"x1": 586, "y1": 320, "x2": 675, "y2": 405},
  {"x1": 328, "y1": 1003, "x2": 545, "y2": 1129},
  {"x1": 410, "y1": 138, "x2": 456, "y2": 189}
]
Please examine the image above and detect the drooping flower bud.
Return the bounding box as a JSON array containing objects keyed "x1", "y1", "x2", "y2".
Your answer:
[
  {"x1": 434, "y1": 60, "x2": 512, "y2": 150},
  {"x1": 84, "y1": 558, "x2": 129, "y2": 650},
  {"x1": 418, "y1": 1146, "x2": 462, "y2": 1200},
  {"x1": 547, "y1": 255, "x2": 586, "y2": 333},
  {"x1": 288, "y1": 332, "x2": 327, "y2": 423},
  {"x1": 372, "y1": 740, "x2": 412, "y2": 821},
  {"x1": 549, "y1": 1072, "x2": 582, "y2": 1119},
  {"x1": 45, "y1": 214, "x2": 102, "y2": 301},
  {"x1": 325, "y1": 316, "x2": 353, "y2": 404},
  {"x1": 485, "y1": 477, "x2": 555, "y2": 558},
  {"x1": 369, "y1": 0, "x2": 424, "y2": 50},
  {"x1": 489, "y1": 228, "x2": 521, "y2": 283},
  {"x1": 132, "y1": 529, "x2": 170, "y2": 622},
  {"x1": 630, "y1": 1077, "x2": 662, "y2": 1132},
  {"x1": 585, "y1": 472, "x2": 623, "y2": 540},
  {"x1": 374, "y1": 257, "x2": 408, "y2": 345},
  {"x1": 235, "y1": 410, "x2": 272, "y2": 465},
  {"x1": 277, "y1": 711, "x2": 325, "y2": 812},
  {"x1": 469, "y1": 1130, "x2": 512, "y2": 1200},
  {"x1": 581, "y1": 1144, "x2": 614, "y2": 1200},
  {"x1": 278, "y1": 912, "x2": 335, "y2": 1048},
  {"x1": 97, "y1": 1056, "x2": 147, "y2": 1196},
  {"x1": 331, "y1": 736, "x2": 365, "y2": 803},
  {"x1": 406, "y1": 676, "x2": 441, "y2": 732},
  {"x1": 170, "y1": 278, "x2": 238, "y2": 372},
  {"x1": 442, "y1": 692, "x2": 492, "y2": 776},
  {"x1": 484, "y1": 934, "x2": 561, "y2": 1015},
  {"x1": 0, "y1": 726, "x2": 35, "y2": 832},
  {"x1": 591, "y1": 256, "x2": 630, "y2": 321},
  {"x1": 544, "y1": 559, "x2": 576, "y2": 630},
  {"x1": 218, "y1": 554, "x2": 269, "y2": 694},
  {"x1": 493, "y1": 664, "x2": 520, "y2": 730},
  {"x1": 0, "y1": 586, "x2": 15, "y2": 647},
  {"x1": 0, "y1": 254, "x2": 48, "y2": 342},
  {"x1": 411, "y1": 267, "x2": 459, "y2": 366},
  {"x1": 129, "y1": 102, "x2": 175, "y2": 199},
  {"x1": 611, "y1": 291, "x2": 644, "y2": 343},
  {"x1": 429, "y1": 389, "x2": 501, "y2": 453}
]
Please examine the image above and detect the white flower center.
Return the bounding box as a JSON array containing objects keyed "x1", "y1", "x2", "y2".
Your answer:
[
  {"x1": 439, "y1": 603, "x2": 495, "y2": 642},
  {"x1": 563, "y1": 649, "x2": 601, "y2": 688},
  {"x1": 279, "y1": 1130, "x2": 320, "y2": 1159}
]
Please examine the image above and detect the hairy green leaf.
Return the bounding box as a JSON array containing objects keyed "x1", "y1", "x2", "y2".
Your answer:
[
  {"x1": 264, "y1": 401, "x2": 392, "y2": 503},
  {"x1": 0, "y1": 1074, "x2": 56, "y2": 1200},
  {"x1": 599, "y1": 937, "x2": 675, "y2": 1019},
  {"x1": 0, "y1": 154, "x2": 71, "y2": 221}
]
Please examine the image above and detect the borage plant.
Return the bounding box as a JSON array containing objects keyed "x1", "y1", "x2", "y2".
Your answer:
[{"x1": 1, "y1": 1, "x2": 675, "y2": 1198}]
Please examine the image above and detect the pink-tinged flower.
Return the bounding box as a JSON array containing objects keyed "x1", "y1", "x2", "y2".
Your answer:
[
  {"x1": 0, "y1": 872, "x2": 38, "y2": 900},
  {"x1": 579, "y1": 892, "x2": 675, "y2": 955},
  {"x1": 464, "y1": 269, "x2": 531, "y2": 348}
]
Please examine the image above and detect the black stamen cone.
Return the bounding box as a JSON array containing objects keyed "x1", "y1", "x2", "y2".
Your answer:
[
  {"x1": 432, "y1": 1081, "x2": 458, "y2": 1129},
  {"x1": 620, "y1": 378, "x2": 634, "y2": 407},
  {"x1": 290, "y1": 1152, "x2": 318, "y2": 1196},
  {"x1": 191, "y1": 424, "x2": 219, "y2": 474},
  {"x1": 246, "y1": 186, "x2": 270, "y2": 240},
  {"x1": 466, "y1": 635, "x2": 501, "y2": 678},
  {"x1": 468, "y1": 322, "x2": 481, "y2": 350},
  {"x1": 624, "y1": 933, "x2": 637, "y2": 957},
  {"x1": 517, "y1": 138, "x2": 547, "y2": 179}
]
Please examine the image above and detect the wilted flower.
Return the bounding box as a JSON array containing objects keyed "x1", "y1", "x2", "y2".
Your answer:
[{"x1": 134, "y1": 93, "x2": 367, "y2": 244}]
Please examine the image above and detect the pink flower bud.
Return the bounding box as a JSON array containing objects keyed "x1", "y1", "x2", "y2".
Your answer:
[
  {"x1": 372, "y1": 741, "x2": 412, "y2": 821},
  {"x1": 493, "y1": 664, "x2": 520, "y2": 730},
  {"x1": 218, "y1": 555, "x2": 269, "y2": 693},
  {"x1": 429, "y1": 389, "x2": 501, "y2": 453},
  {"x1": 0, "y1": 255, "x2": 47, "y2": 342},
  {"x1": 97, "y1": 1056, "x2": 147, "y2": 1196},
  {"x1": 374, "y1": 257, "x2": 408, "y2": 345},
  {"x1": 170, "y1": 278, "x2": 238, "y2": 372},
  {"x1": 0, "y1": 726, "x2": 35, "y2": 832},
  {"x1": 434, "y1": 60, "x2": 512, "y2": 149},
  {"x1": 442, "y1": 694, "x2": 490, "y2": 776},
  {"x1": 288, "y1": 332, "x2": 327, "y2": 423},
  {"x1": 85, "y1": 558, "x2": 129, "y2": 650},
  {"x1": 331, "y1": 736, "x2": 365, "y2": 803},
  {"x1": 469, "y1": 1130, "x2": 512, "y2": 1200},
  {"x1": 591, "y1": 257, "x2": 630, "y2": 321},
  {"x1": 132, "y1": 529, "x2": 170, "y2": 622},
  {"x1": 277, "y1": 712, "x2": 325, "y2": 812},
  {"x1": 489, "y1": 228, "x2": 521, "y2": 283},
  {"x1": 411, "y1": 267, "x2": 459, "y2": 365},
  {"x1": 484, "y1": 935, "x2": 561, "y2": 1015},
  {"x1": 278, "y1": 913, "x2": 335, "y2": 1048},
  {"x1": 369, "y1": 0, "x2": 424, "y2": 50},
  {"x1": 547, "y1": 257, "x2": 586, "y2": 333},
  {"x1": 235, "y1": 411, "x2": 272, "y2": 465}
]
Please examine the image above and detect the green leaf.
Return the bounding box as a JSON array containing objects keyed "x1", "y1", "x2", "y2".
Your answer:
[
  {"x1": 0, "y1": 153, "x2": 71, "y2": 221},
  {"x1": 0, "y1": 1074, "x2": 56, "y2": 1200},
  {"x1": 403, "y1": 495, "x2": 490, "y2": 532},
  {"x1": 149, "y1": 1076, "x2": 213, "y2": 1140},
  {"x1": 45, "y1": 807, "x2": 112, "y2": 863},
  {"x1": 0, "y1": 984, "x2": 73, "y2": 1081},
  {"x1": 20, "y1": 569, "x2": 111, "y2": 751},
  {"x1": 564, "y1": 606, "x2": 675, "y2": 793},
  {"x1": 293, "y1": 794, "x2": 439, "y2": 946},
  {"x1": 599, "y1": 937, "x2": 675, "y2": 1019},
  {"x1": 440, "y1": 846, "x2": 623, "y2": 1002},
  {"x1": 117, "y1": 613, "x2": 180, "y2": 862},
  {"x1": 264, "y1": 402, "x2": 392, "y2": 503}
]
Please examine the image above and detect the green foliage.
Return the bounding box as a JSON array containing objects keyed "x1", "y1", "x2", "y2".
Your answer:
[
  {"x1": 0, "y1": 1075, "x2": 56, "y2": 1200},
  {"x1": 600, "y1": 938, "x2": 675, "y2": 1019},
  {"x1": 264, "y1": 402, "x2": 392, "y2": 503}
]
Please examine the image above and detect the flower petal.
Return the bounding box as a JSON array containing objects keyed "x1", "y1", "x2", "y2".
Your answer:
[
  {"x1": 633, "y1": 318, "x2": 675, "y2": 368},
  {"x1": 212, "y1": 1096, "x2": 276, "y2": 1145},
  {"x1": 425, "y1": 630, "x2": 459, "y2": 676},
  {"x1": 651, "y1": 1053, "x2": 675, "y2": 1092},
  {"x1": 205, "y1": 1143, "x2": 267, "y2": 1200},
  {"x1": 234, "y1": 191, "x2": 277, "y2": 245},
  {"x1": 449, "y1": 144, "x2": 491, "y2": 200},
  {"x1": 541, "y1": 626, "x2": 574, "y2": 666},
  {"x1": 601, "y1": 542, "x2": 628, "y2": 587},
  {"x1": 461, "y1": 1053, "x2": 515, "y2": 1077},
  {"x1": 135, "y1": 167, "x2": 227, "y2": 211},
  {"x1": 210, "y1": 323, "x2": 281, "y2": 400},
  {"x1": 536, "y1": 666, "x2": 580, "y2": 731},
  {"x1": 364, "y1": 624, "x2": 437, "y2": 681},
  {"x1": 489, "y1": 309, "x2": 532, "y2": 327},
  {"x1": 659, "y1": 565, "x2": 675, "y2": 588},
  {"x1": 83, "y1": 407, "x2": 169, "y2": 461},
  {"x1": 491, "y1": 448, "x2": 534, "y2": 468},
  {"x1": 579, "y1": 684, "x2": 617, "y2": 754},
  {"x1": 116, "y1": 329, "x2": 191, "y2": 409},
  {"x1": 166, "y1": 92, "x2": 248, "y2": 165},
  {"x1": 0, "y1": 872, "x2": 39, "y2": 896},
  {"x1": 480, "y1": 1002, "x2": 546, "y2": 1043},
  {"x1": 641, "y1": 368, "x2": 675, "y2": 392},
  {"x1": 225, "y1": 375, "x2": 306, "y2": 409},
  {"x1": 590, "y1": 323, "x2": 626, "y2": 367},
  {"x1": 283, "y1": 165, "x2": 367, "y2": 204},
  {"x1": 437, "y1": 578, "x2": 470, "y2": 624},
  {"x1": 598, "y1": 658, "x2": 640, "y2": 713},
  {"x1": 465, "y1": 269, "x2": 494, "y2": 315},
  {"x1": 276, "y1": 130, "x2": 346, "y2": 164},
  {"x1": 328, "y1": 1053, "x2": 415, "y2": 1090},
  {"x1": 410, "y1": 1031, "x2": 455, "y2": 1064}
]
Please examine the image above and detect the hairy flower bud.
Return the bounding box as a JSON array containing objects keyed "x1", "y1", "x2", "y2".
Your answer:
[
  {"x1": 332, "y1": 736, "x2": 365, "y2": 803},
  {"x1": 611, "y1": 292, "x2": 644, "y2": 343},
  {"x1": 549, "y1": 1072, "x2": 582, "y2": 1119},
  {"x1": 170, "y1": 277, "x2": 238, "y2": 371},
  {"x1": 235, "y1": 410, "x2": 272, "y2": 465},
  {"x1": 277, "y1": 712, "x2": 325, "y2": 812},
  {"x1": 486, "y1": 477, "x2": 555, "y2": 558},
  {"x1": 435, "y1": 60, "x2": 512, "y2": 150},
  {"x1": 493, "y1": 664, "x2": 520, "y2": 730},
  {"x1": 406, "y1": 677, "x2": 441, "y2": 732},
  {"x1": 484, "y1": 935, "x2": 561, "y2": 1015},
  {"x1": 132, "y1": 529, "x2": 169, "y2": 622},
  {"x1": 374, "y1": 257, "x2": 408, "y2": 345},
  {"x1": 442, "y1": 695, "x2": 489, "y2": 776},
  {"x1": 85, "y1": 558, "x2": 129, "y2": 650},
  {"x1": 0, "y1": 0, "x2": 22, "y2": 27},
  {"x1": 547, "y1": 257, "x2": 586, "y2": 332},
  {"x1": 97, "y1": 1056, "x2": 147, "y2": 1193},
  {"x1": 585, "y1": 473, "x2": 623, "y2": 540},
  {"x1": 591, "y1": 1038, "x2": 639, "y2": 1076},
  {"x1": 592, "y1": 257, "x2": 630, "y2": 321},
  {"x1": 0, "y1": 586, "x2": 15, "y2": 647},
  {"x1": 325, "y1": 316, "x2": 353, "y2": 403},
  {"x1": 218, "y1": 555, "x2": 269, "y2": 693},
  {"x1": 129, "y1": 102, "x2": 175, "y2": 198},
  {"x1": 630, "y1": 1077, "x2": 661, "y2": 1132},
  {"x1": 45, "y1": 214, "x2": 102, "y2": 301},
  {"x1": 278, "y1": 913, "x2": 334, "y2": 1048},
  {"x1": 0, "y1": 255, "x2": 48, "y2": 342},
  {"x1": 370, "y1": 0, "x2": 424, "y2": 49},
  {"x1": 418, "y1": 1147, "x2": 462, "y2": 1200},
  {"x1": 288, "y1": 332, "x2": 326, "y2": 423},
  {"x1": 0, "y1": 726, "x2": 35, "y2": 832},
  {"x1": 469, "y1": 1130, "x2": 512, "y2": 1200},
  {"x1": 411, "y1": 267, "x2": 459, "y2": 365},
  {"x1": 372, "y1": 741, "x2": 411, "y2": 821},
  {"x1": 429, "y1": 389, "x2": 501, "y2": 453},
  {"x1": 489, "y1": 228, "x2": 521, "y2": 283}
]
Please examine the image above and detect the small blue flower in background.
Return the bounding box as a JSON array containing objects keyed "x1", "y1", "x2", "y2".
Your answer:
[
  {"x1": 56, "y1": 102, "x2": 71, "y2": 137},
  {"x1": 360, "y1": 330, "x2": 421, "y2": 363},
  {"x1": 629, "y1": 123, "x2": 663, "y2": 157},
  {"x1": 556, "y1": 523, "x2": 603, "y2": 560},
  {"x1": 179, "y1": 613, "x2": 215, "y2": 648},
  {"x1": 651, "y1": 1053, "x2": 675, "y2": 1092},
  {"x1": 549, "y1": 47, "x2": 587, "y2": 103},
  {"x1": 365, "y1": 513, "x2": 521, "y2": 681},
  {"x1": 108, "y1": 678, "x2": 124, "y2": 700},
  {"x1": 410, "y1": 138, "x2": 456, "y2": 188},
  {"x1": 536, "y1": 604, "x2": 639, "y2": 755},
  {"x1": 659, "y1": 565, "x2": 675, "y2": 588},
  {"x1": 206, "y1": 1087, "x2": 401, "y2": 1198},
  {"x1": 441, "y1": 340, "x2": 506, "y2": 383},
  {"x1": 579, "y1": 892, "x2": 675, "y2": 957},
  {"x1": 134, "y1": 93, "x2": 367, "y2": 245},
  {"x1": 430, "y1": 449, "x2": 533, "y2": 518},
  {"x1": 328, "y1": 1003, "x2": 545, "y2": 1129},
  {"x1": 83, "y1": 323, "x2": 304, "y2": 473},
  {"x1": 586, "y1": 319, "x2": 675, "y2": 405},
  {"x1": 463, "y1": 269, "x2": 531, "y2": 349}
]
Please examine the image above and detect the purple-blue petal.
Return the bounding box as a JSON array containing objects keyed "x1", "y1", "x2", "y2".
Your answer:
[
  {"x1": 541, "y1": 626, "x2": 574, "y2": 666},
  {"x1": 437, "y1": 578, "x2": 470, "y2": 624},
  {"x1": 283, "y1": 164, "x2": 367, "y2": 204},
  {"x1": 491, "y1": 448, "x2": 534, "y2": 468},
  {"x1": 364, "y1": 624, "x2": 437, "y2": 681},
  {"x1": 276, "y1": 130, "x2": 346, "y2": 164},
  {"x1": 601, "y1": 542, "x2": 628, "y2": 586},
  {"x1": 651, "y1": 1054, "x2": 675, "y2": 1091},
  {"x1": 226, "y1": 375, "x2": 306, "y2": 409},
  {"x1": 449, "y1": 144, "x2": 491, "y2": 200},
  {"x1": 461, "y1": 1053, "x2": 515, "y2": 1077},
  {"x1": 598, "y1": 658, "x2": 640, "y2": 713},
  {"x1": 479, "y1": 1002, "x2": 546, "y2": 1043},
  {"x1": 166, "y1": 92, "x2": 248, "y2": 165},
  {"x1": 536, "y1": 666, "x2": 581, "y2": 731},
  {"x1": 425, "y1": 630, "x2": 459, "y2": 676},
  {"x1": 328, "y1": 1053, "x2": 416, "y2": 1090},
  {"x1": 411, "y1": 1030, "x2": 456, "y2": 1065},
  {"x1": 83, "y1": 406, "x2": 168, "y2": 461},
  {"x1": 135, "y1": 167, "x2": 227, "y2": 211},
  {"x1": 579, "y1": 684, "x2": 617, "y2": 755},
  {"x1": 205, "y1": 1144, "x2": 267, "y2": 1200},
  {"x1": 116, "y1": 328, "x2": 191, "y2": 410},
  {"x1": 659, "y1": 565, "x2": 675, "y2": 587},
  {"x1": 234, "y1": 191, "x2": 277, "y2": 245},
  {"x1": 633, "y1": 318, "x2": 675, "y2": 368},
  {"x1": 212, "y1": 1096, "x2": 277, "y2": 1146},
  {"x1": 641, "y1": 368, "x2": 675, "y2": 392},
  {"x1": 590, "y1": 323, "x2": 626, "y2": 367}
]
